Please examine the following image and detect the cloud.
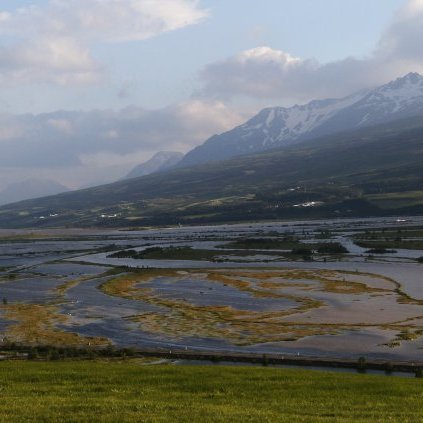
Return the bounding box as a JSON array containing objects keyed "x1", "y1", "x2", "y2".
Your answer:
[
  {"x1": 6, "y1": 0, "x2": 208, "y2": 43},
  {"x1": 199, "y1": 47, "x2": 389, "y2": 103},
  {"x1": 46, "y1": 118, "x2": 74, "y2": 135},
  {"x1": 0, "y1": 36, "x2": 100, "y2": 85},
  {"x1": 0, "y1": 12, "x2": 10, "y2": 22},
  {"x1": 376, "y1": 0, "x2": 423, "y2": 63},
  {"x1": 0, "y1": 0, "x2": 208, "y2": 85},
  {"x1": 117, "y1": 80, "x2": 137, "y2": 99},
  {"x1": 0, "y1": 100, "x2": 245, "y2": 170},
  {"x1": 0, "y1": 99, "x2": 245, "y2": 189},
  {"x1": 199, "y1": 0, "x2": 423, "y2": 104}
]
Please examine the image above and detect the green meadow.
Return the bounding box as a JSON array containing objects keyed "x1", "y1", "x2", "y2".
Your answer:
[{"x1": 0, "y1": 361, "x2": 422, "y2": 422}]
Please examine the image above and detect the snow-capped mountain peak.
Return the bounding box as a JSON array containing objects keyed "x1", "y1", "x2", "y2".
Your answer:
[
  {"x1": 351, "y1": 72, "x2": 423, "y2": 126},
  {"x1": 179, "y1": 72, "x2": 423, "y2": 167},
  {"x1": 381, "y1": 72, "x2": 423, "y2": 90},
  {"x1": 366, "y1": 72, "x2": 423, "y2": 101}
]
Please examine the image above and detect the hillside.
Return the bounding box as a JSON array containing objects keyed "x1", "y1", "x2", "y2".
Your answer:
[{"x1": 0, "y1": 116, "x2": 422, "y2": 228}]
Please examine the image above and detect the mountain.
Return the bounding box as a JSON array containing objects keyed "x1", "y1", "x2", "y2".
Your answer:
[
  {"x1": 0, "y1": 179, "x2": 70, "y2": 206},
  {"x1": 0, "y1": 116, "x2": 422, "y2": 228},
  {"x1": 124, "y1": 151, "x2": 184, "y2": 179},
  {"x1": 179, "y1": 72, "x2": 423, "y2": 166}
]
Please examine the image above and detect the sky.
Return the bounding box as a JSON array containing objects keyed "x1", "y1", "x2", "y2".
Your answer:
[{"x1": 0, "y1": 0, "x2": 421, "y2": 191}]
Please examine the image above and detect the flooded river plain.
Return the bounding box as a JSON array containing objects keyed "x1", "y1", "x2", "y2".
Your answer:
[{"x1": 0, "y1": 216, "x2": 422, "y2": 361}]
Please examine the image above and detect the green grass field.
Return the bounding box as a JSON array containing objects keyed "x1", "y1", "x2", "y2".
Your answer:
[{"x1": 0, "y1": 361, "x2": 422, "y2": 422}]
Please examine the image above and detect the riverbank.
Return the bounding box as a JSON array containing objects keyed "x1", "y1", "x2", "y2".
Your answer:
[{"x1": 2, "y1": 345, "x2": 423, "y2": 376}]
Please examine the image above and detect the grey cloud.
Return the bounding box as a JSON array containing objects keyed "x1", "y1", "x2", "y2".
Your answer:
[
  {"x1": 376, "y1": 0, "x2": 423, "y2": 62},
  {"x1": 199, "y1": 48, "x2": 390, "y2": 103},
  {"x1": 199, "y1": 1, "x2": 423, "y2": 104},
  {"x1": 0, "y1": 101, "x2": 244, "y2": 168},
  {"x1": 117, "y1": 81, "x2": 137, "y2": 99}
]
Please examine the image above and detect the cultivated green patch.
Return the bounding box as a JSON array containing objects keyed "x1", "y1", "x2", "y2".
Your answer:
[
  {"x1": 354, "y1": 227, "x2": 423, "y2": 250},
  {"x1": 219, "y1": 237, "x2": 300, "y2": 250},
  {"x1": 108, "y1": 246, "x2": 278, "y2": 261}
]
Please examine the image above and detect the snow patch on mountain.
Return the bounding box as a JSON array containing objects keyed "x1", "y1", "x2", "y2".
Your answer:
[{"x1": 237, "y1": 90, "x2": 367, "y2": 148}]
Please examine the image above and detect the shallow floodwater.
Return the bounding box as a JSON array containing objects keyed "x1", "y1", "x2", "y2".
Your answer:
[
  {"x1": 0, "y1": 215, "x2": 422, "y2": 361},
  {"x1": 142, "y1": 276, "x2": 297, "y2": 311}
]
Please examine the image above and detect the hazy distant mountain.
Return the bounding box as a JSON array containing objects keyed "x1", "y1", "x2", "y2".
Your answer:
[
  {"x1": 0, "y1": 179, "x2": 70, "y2": 206},
  {"x1": 180, "y1": 72, "x2": 423, "y2": 166},
  {"x1": 125, "y1": 151, "x2": 184, "y2": 179}
]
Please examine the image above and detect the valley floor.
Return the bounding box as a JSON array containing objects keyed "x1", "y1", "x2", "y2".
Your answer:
[{"x1": 1, "y1": 216, "x2": 423, "y2": 362}]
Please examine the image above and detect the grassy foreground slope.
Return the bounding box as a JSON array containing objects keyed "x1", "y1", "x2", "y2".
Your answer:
[
  {"x1": 0, "y1": 362, "x2": 423, "y2": 422},
  {"x1": 0, "y1": 117, "x2": 423, "y2": 227}
]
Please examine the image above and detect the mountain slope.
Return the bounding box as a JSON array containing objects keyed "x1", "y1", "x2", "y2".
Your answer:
[
  {"x1": 0, "y1": 179, "x2": 70, "y2": 206},
  {"x1": 0, "y1": 116, "x2": 422, "y2": 228},
  {"x1": 124, "y1": 151, "x2": 184, "y2": 179},
  {"x1": 180, "y1": 73, "x2": 423, "y2": 166}
]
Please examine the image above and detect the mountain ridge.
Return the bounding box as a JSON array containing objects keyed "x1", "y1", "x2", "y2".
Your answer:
[
  {"x1": 179, "y1": 72, "x2": 423, "y2": 166},
  {"x1": 124, "y1": 151, "x2": 184, "y2": 180}
]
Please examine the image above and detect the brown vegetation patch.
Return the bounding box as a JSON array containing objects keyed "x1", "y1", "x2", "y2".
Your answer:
[
  {"x1": 1, "y1": 303, "x2": 109, "y2": 347},
  {"x1": 100, "y1": 267, "x2": 423, "y2": 348}
]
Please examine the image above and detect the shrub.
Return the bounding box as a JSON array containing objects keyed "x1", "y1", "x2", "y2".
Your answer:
[
  {"x1": 290, "y1": 247, "x2": 313, "y2": 256},
  {"x1": 357, "y1": 356, "x2": 367, "y2": 372},
  {"x1": 316, "y1": 243, "x2": 349, "y2": 254},
  {"x1": 365, "y1": 248, "x2": 397, "y2": 254}
]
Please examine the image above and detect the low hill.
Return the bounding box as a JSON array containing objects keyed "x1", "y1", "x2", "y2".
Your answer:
[{"x1": 0, "y1": 117, "x2": 422, "y2": 228}]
